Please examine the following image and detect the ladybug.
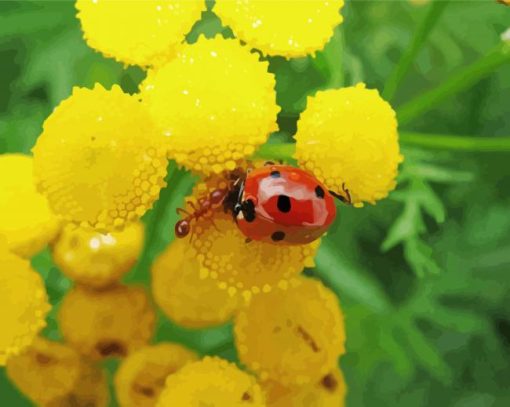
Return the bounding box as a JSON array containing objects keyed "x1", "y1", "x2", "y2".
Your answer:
[{"x1": 230, "y1": 163, "x2": 350, "y2": 245}]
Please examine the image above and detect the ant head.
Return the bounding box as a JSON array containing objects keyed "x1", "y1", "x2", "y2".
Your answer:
[
  {"x1": 175, "y1": 219, "x2": 191, "y2": 238},
  {"x1": 210, "y1": 189, "x2": 226, "y2": 205}
]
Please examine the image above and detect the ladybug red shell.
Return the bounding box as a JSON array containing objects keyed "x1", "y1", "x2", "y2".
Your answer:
[{"x1": 234, "y1": 165, "x2": 337, "y2": 245}]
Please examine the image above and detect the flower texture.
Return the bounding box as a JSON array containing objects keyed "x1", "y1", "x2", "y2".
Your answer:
[
  {"x1": 295, "y1": 83, "x2": 403, "y2": 206},
  {"x1": 152, "y1": 238, "x2": 241, "y2": 328},
  {"x1": 52, "y1": 222, "x2": 144, "y2": 289},
  {"x1": 33, "y1": 84, "x2": 168, "y2": 231},
  {"x1": 0, "y1": 154, "x2": 60, "y2": 257},
  {"x1": 192, "y1": 211, "x2": 320, "y2": 301},
  {"x1": 214, "y1": 0, "x2": 345, "y2": 57},
  {"x1": 6, "y1": 337, "x2": 82, "y2": 406},
  {"x1": 141, "y1": 36, "x2": 279, "y2": 175},
  {"x1": 263, "y1": 368, "x2": 346, "y2": 407},
  {"x1": 76, "y1": 0, "x2": 205, "y2": 67},
  {"x1": 156, "y1": 356, "x2": 266, "y2": 406},
  {"x1": 235, "y1": 277, "x2": 346, "y2": 385},
  {"x1": 58, "y1": 284, "x2": 155, "y2": 360},
  {"x1": 0, "y1": 246, "x2": 50, "y2": 365},
  {"x1": 115, "y1": 343, "x2": 198, "y2": 407}
]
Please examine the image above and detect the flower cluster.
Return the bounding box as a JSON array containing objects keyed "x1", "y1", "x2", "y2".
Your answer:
[{"x1": 1, "y1": 0, "x2": 402, "y2": 405}]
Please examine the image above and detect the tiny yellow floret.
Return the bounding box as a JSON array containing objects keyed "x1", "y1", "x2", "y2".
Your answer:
[
  {"x1": 141, "y1": 36, "x2": 279, "y2": 175},
  {"x1": 235, "y1": 277, "x2": 345, "y2": 385},
  {"x1": 0, "y1": 154, "x2": 60, "y2": 257},
  {"x1": 0, "y1": 247, "x2": 50, "y2": 365},
  {"x1": 33, "y1": 84, "x2": 168, "y2": 230},
  {"x1": 76, "y1": 0, "x2": 205, "y2": 67},
  {"x1": 58, "y1": 284, "x2": 155, "y2": 360},
  {"x1": 295, "y1": 84, "x2": 402, "y2": 205},
  {"x1": 152, "y1": 238, "x2": 241, "y2": 328},
  {"x1": 157, "y1": 356, "x2": 266, "y2": 406},
  {"x1": 214, "y1": 0, "x2": 344, "y2": 57},
  {"x1": 115, "y1": 343, "x2": 198, "y2": 407},
  {"x1": 52, "y1": 222, "x2": 144, "y2": 289}
]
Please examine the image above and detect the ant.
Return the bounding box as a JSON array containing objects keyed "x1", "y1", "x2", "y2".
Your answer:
[{"x1": 174, "y1": 169, "x2": 245, "y2": 239}]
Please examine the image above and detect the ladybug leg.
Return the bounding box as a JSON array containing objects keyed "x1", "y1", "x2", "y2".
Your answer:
[
  {"x1": 264, "y1": 160, "x2": 275, "y2": 166},
  {"x1": 329, "y1": 186, "x2": 352, "y2": 205},
  {"x1": 245, "y1": 237, "x2": 252, "y2": 244}
]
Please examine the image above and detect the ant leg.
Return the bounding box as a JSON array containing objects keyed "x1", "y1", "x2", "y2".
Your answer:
[
  {"x1": 187, "y1": 200, "x2": 198, "y2": 212},
  {"x1": 176, "y1": 207, "x2": 191, "y2": 217}
]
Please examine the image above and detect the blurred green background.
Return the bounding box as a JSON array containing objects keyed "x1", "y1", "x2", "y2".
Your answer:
[{"x1": 1, "y1": 0, "x2": 510, "y2": 406}]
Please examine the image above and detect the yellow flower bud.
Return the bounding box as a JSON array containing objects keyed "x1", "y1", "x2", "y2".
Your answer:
[
  {"x1": 58, "y1": 285, "x2": 155, "y2": 360},
  {"x1": 157, "y1": 357, "x2": 265, "y2": 406},
  {"x1": 33, "y1": 84, "x2": 168, "y2": 230},
  {"x1": 0, "y1": 154, "x2": 60, "y2": 257},
  {"x1": 115, "y1": 343, "x2": 198, "y2": 407},
  {"x1": 141, "y1": 36, "x2": 279, "y2": 175},
  {"x1": 214, "y1": 0, "x2": 345, "y2": 57},
  {"x1": 76, "y1": 0, "x2": 205, "y2": 67},
  {"x1": 6, "y1": 337, "x2": 81, "y2": 405},
  {"x1": 235, "y1": 277, "x2": 345, "y2": 385},
  {"x1": 152, "y1": 238, "x2": 241, "y2": 328},
  {"x1": 0, "y1": 247, "x2": 50, "y2": 365},
  {"x1": 295, "y1": 84, "x2": 402, "y2": 205},
  {"x1": 52, "y1": 222, "x2": 144, "y2": 289}
]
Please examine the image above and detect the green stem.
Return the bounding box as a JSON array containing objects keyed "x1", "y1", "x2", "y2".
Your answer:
[
  {"x1": 255, "y1": 131, "x2": 510, "y2": 161},
  {"x1": 383, "y1": 0, "x2": 450, "y2": 101},
  {"x1": 401, "y1": 132, "x2": 510, "y2": 152},
  {"x1": 397, "y1": 42, "x2": 510, "y2": 125}
]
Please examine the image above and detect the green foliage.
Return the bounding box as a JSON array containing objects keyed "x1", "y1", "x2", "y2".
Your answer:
[{"x1": 1, "y1": 0, "x2": 510, "y2": 406}]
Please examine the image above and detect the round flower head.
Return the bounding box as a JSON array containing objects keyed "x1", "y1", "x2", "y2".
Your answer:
[
  {"x1": 0, "y1": 154, "x2": 60, "y2": 257},
  {"x1": 157, "y1": 356, "x2": 265, "y2": 406},
  {"x1": 214, "y1": 0, "x2": 344, "y2": 57},
  {"x1": 263, "y1": 368, "x2": 346, "y2": 407},
  {"x1": 235, "y1": 277, "x2": 345, "y2": 385},
  {"x1": 52, "y1": 222, "x2": 144, "y2": 289},
  {"x1": 115, "y1": 343, "x2": 198, "y2": 407},
  {"x1": 76, "y1": 0, "x2": 205, "y2": 67},
  {"x1": 294, "y1": 84, "x2": 402, "y2": 206},
  {"x1": 58, "y1": 285, "x2": 155, "y2": 360},
  {"x1": 33, "y1": 84, "x2": 168, "y2": 230},
  {"x1": 48, "y1": 361, "x2": 110, "y2": 407},
  {"x1": 152, "y1": 238, "x2": 241, "y2": 328},
  {"x1": 192, "y1": 211, "x2": 320, "y2": 301},
  {"x1": 6, "y1": 337, "x2": 81, "y2": 405},
  {"x1": 0, "y1": 247, "x2": 50, "y2": 365},
  {"x1": 141, "y1": 36, "x2": 279, "y2": 175}
]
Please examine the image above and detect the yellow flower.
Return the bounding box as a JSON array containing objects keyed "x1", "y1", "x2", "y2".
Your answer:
[
  {"x1": 76, "y1": 0, "x2": 205, "y2": 67},
  {"x1": 33, "y1": 84, "x2": 168, "y2": 230},
  {"x1": 58, "y1": 284, "x2": 155, "y2": 360},
  {"x1": 0, "y1": 247, "x2": 50, "y2": 365},
  {"x1": 192, "y1": 211, "x2": 320, "y2": 301},
  {"x1": 48, "y1": 361, "x2": 110, "y2": 407},
  {"x1": 115, "y1": 343, "x2": 198, "y2": 407},
  {"x1": 263, "y1": 368, "x2": 346, "y2": 407},
  {"x1": 52, "y1": 222, "x2": 144, "y2": 289},
  {"x1": 141, "y1": 36, "x2": 279, "y2": 175},
  {"x1": 215, "y1": 0, "x2": 345, "y2": 57},
  {"x1": 0, "y1": 154, "x2": 60, "y2": 257},
  {"x1": 6, "y1": 337, "x2": 81, "y2": 406},
  {"x1": 157, "y1": 356, "x2": 266, "y2": 406},
  {"x1": 295, "y1": 83, "x2": 402, "y2": 205},
  {"x1": 152, "y1": 238, "x2": 241, "y2": 328},
  {"x1": 235, "y1": 277, "x2": 345, "y2": 385}
]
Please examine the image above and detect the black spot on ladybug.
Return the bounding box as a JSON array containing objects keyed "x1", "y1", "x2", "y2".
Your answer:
[
  {"x1": 315, "y1": 185, "x2": 325, "y2": 199},
  {"x1": 270, "y1": 170, "x2": 281, "y2": 178},
  {"x1": 277, "y1": 195, "x2": 291, "y2": 213},
  {"x1": 271, "y1": 231, "x2": 286, "y2": 241},
  {"x1": 242, "y1": 199, "x2": 256, "y2": 222}
]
